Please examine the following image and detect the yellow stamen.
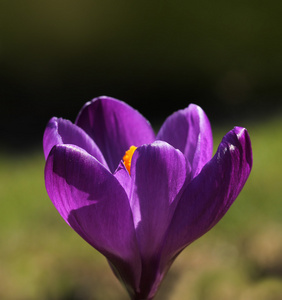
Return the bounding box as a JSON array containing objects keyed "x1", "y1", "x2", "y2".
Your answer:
[{"x1": 123, "y1": 145, "x2": 137, "y2": 175}]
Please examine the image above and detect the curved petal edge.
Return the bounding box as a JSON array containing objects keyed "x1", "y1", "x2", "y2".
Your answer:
[
  {"x1": 157, "y1": 104, "x2": 213, "y2": 177},
  {"x1": 75, "y1": 96, "x2": 156, "y2": 172},
  {"x1": 160, "y1": 126, "x2": 252, "y2": 267},
  {"x1": 44, "y1": 144, "x2": 142, "y2": 297}
]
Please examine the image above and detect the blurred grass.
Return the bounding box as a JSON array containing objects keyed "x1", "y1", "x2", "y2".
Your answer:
[{"x1": 1, "y1": 114, "x2": 282, "y2": 300}]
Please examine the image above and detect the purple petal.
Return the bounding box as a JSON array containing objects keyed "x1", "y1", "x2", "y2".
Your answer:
[
  {"x1": 157, "y1": 104, "x2": 213, "y2": 178},
  {"x1": 129, "y1": 141, "x2": 188, "y2": 298},
  {"x1": 43, "y1": 117, "x2": 108, "y2": 168},
  {"x1": 75, "y1": 96, "x2": 156, "y2": 172},
  {"x1": 161, "y1": 127, "x2": 252, "y2": 267},
  {"x1": 113, "y1": 161, "x2": 132, "y2": 198},
  {"x1": 44, "y1": 144, "x2": 141, "y2": 296}
]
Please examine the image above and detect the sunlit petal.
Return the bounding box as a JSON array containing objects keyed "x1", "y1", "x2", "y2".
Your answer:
[{"x1": 75, "y1": 96, "x2": 155, "y2": 172}]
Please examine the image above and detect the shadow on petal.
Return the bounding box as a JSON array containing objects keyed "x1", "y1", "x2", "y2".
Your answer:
[
  {"x1": 45, "y1": 144, "x2": 142, "y2": 298},
  {"x1": 159, "y1": 127, "x2": 252, "y2": 272},
  {"x1": 68, "y1": 205, "x2": 141, "y2": 299}
]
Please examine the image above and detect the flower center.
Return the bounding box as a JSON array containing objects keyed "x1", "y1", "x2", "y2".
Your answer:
[{"x1": 123, "y1": 145, "x2": 137, "y2": 174}]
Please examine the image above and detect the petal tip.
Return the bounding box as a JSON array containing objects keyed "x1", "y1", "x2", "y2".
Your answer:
[{"x1": 233, "y1": 126, "x2": 253, "y2": 168}]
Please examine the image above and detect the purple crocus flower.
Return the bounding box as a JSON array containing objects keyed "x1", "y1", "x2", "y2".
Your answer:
[{"x1": 43, "y1": 96, "x2": 252, "y2": 300}]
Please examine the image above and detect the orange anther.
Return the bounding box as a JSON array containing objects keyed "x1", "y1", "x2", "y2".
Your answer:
[{"x1": 123, "y1": 146, "x2": 137, "y2": 175}]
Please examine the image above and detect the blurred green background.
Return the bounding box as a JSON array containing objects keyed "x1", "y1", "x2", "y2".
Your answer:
[{"x1": 1, "y1": 1, "x2": 282, "y2": 299}]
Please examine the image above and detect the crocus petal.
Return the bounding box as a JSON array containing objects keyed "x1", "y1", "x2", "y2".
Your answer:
[
  {"x1": 113, "y1": 161, "x2": 132, "y2": 198},
  {"x1": 157, "y1": 104, "x2": 213, "y2": 178},
  {"x1": 75, "y1": 96, "x2": 156, "y2": 172},
  {"x1": 160, "y1": 127, "x2": 252, "y2": 268},
  {"x1": 129, "y1": 141, "x2": 188, "y2": 298},
  {"x1": 44, "y1": 144, "x2": 141, "y2": 297},
  {"x1": 43, "y1": 117, "x2": 108, "y2": 168}
]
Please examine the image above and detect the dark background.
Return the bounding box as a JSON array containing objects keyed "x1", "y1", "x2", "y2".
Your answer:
[{"x1": 1, "y1": 0, "x2": 282, "y2": 150}]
